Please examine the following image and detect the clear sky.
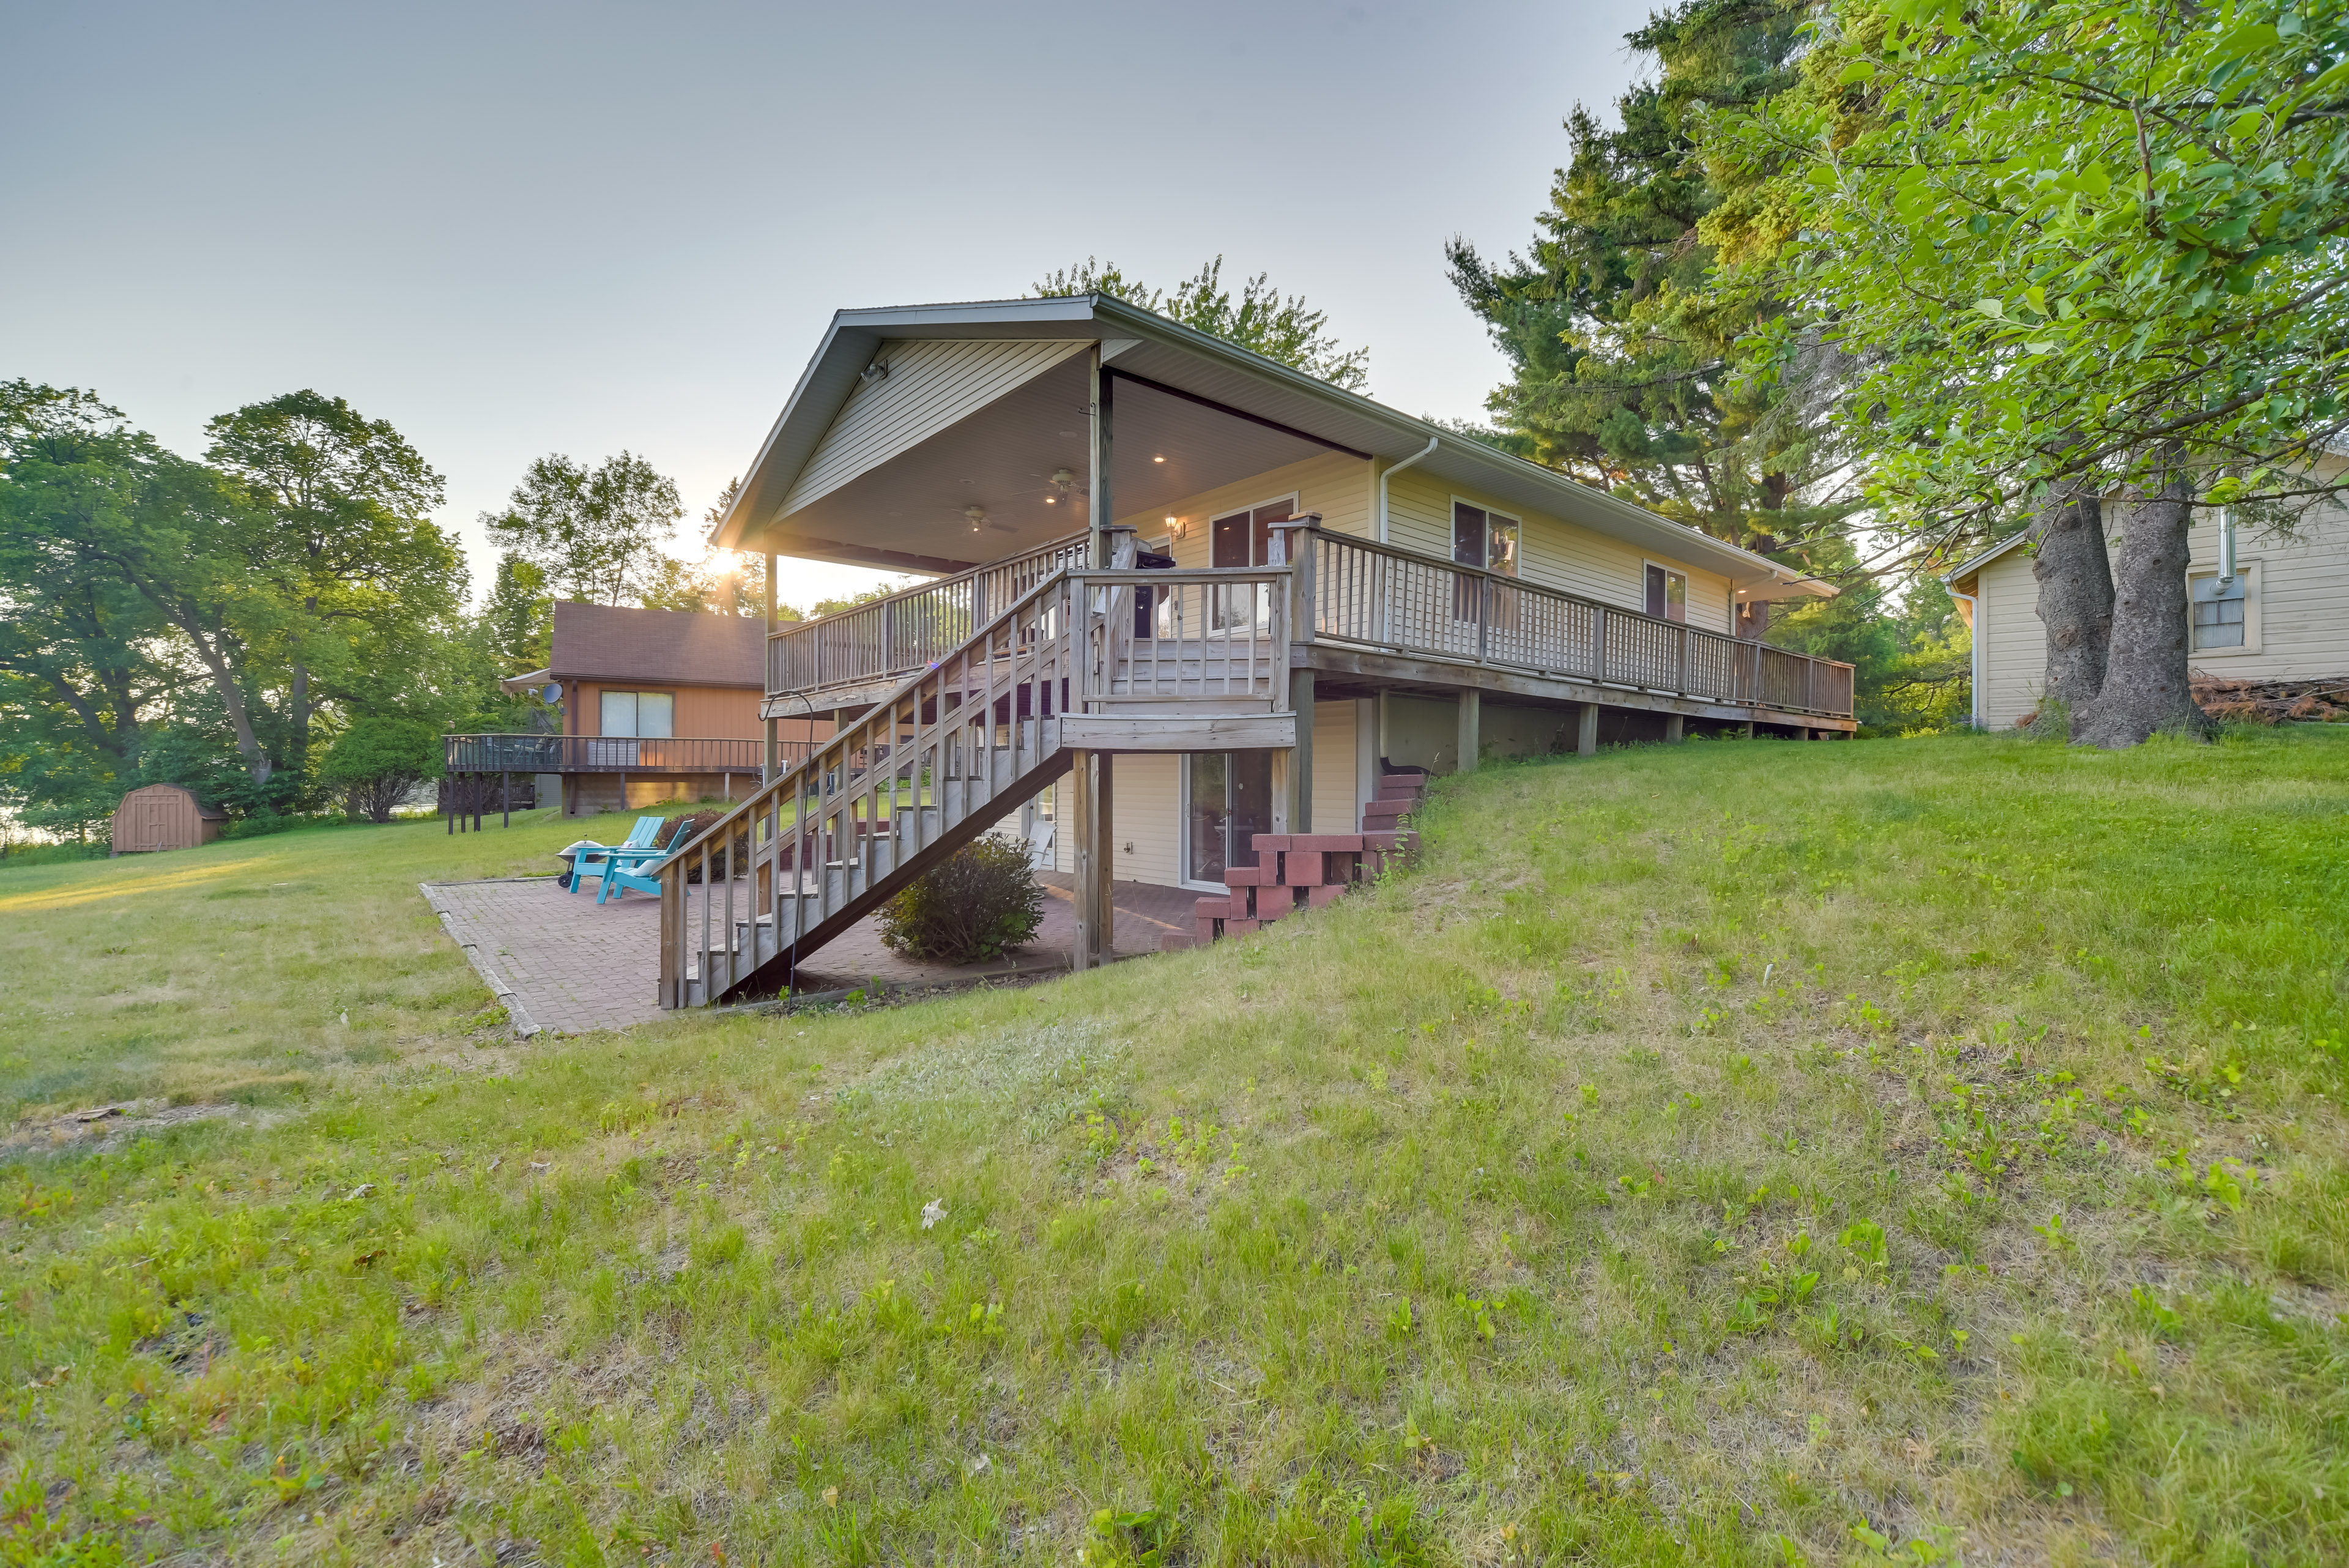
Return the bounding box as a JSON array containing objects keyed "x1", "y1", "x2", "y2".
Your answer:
[{"x1": 2, "y1": 0, "x2": 1657, "y2": 610}]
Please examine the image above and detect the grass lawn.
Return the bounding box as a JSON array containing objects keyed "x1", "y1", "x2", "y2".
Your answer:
[
  {"x1": 0, "y1": 804, "x2": 667, "y2": 1115},
  {"x1": 4, "y1": 730, "x2": 2347, "y2": 1566}
]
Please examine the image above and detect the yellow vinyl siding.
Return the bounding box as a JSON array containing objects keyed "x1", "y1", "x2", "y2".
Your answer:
[
  {"x1": 1111, "y1": 754, "x2": 1182, "y2": 888},
  {"x1": 1115, "y1": 450, "x2": 1372, "y2": 562},
  {"x1": 1311, "y1": 700, "x2": 1360, "y2": 833},
  {"x1": 1972, "y1": 548, "x2": 2046, "y2": 730},
  {"x1": 1387, "y1": 469, "x2": 1737, "y2": 632}
]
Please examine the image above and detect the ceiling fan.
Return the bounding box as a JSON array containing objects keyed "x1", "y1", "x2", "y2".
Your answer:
[{"x1": 944, "y1": 468, "x2": 1087, "y2": 537}]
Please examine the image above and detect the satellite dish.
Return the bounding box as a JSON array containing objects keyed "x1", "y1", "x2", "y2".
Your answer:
[{"x1": 541, "y1": 682, "x2": 562, "y2": 704}]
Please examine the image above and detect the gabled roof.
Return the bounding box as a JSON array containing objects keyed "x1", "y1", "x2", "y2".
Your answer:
[
  {"x1": 547, "y1": 603, "x2": 765, "y2": 688},
  {"x1": 1943, "y1": 529, "x2": 2034, "y2": 590},
  {"x1": 713, "y1": 294, "x2": 1835, "y2": 600}
]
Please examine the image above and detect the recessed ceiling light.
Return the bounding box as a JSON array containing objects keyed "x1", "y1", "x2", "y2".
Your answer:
[{"x1": 1153, "y1": 455, "x2": 1165, "y2": 463}]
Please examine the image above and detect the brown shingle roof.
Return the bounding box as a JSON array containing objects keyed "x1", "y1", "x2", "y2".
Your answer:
[{"x1": 547, "y1": 602, "x2": 766, "y2": 688}]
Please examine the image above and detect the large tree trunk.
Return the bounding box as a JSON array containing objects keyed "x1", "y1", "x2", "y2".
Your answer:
[
  {"x1": 2030, "y1": 482, "x2": 2113, "y2": 713},
  {"x1": 2072, "y1": 467, "x2": 2211, "y2": 748}
]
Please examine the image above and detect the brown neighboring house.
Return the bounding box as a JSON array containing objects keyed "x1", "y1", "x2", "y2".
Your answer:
[{"x1": 497, "y1": 603, "x2": 826, "y2": 816}]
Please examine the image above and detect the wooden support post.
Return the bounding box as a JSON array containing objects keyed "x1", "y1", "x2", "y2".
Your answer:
[
  {"x1": 763, "y1": 551, "x2": 779, "y2": 784},
  {"x1": 1456, "y1": 687, "x2": 1480, "y2": 773},
  {"x1": 1664, "y1": 715, "x2": 1685, "y2": 745},
  {"x1": 1290, "y1": 668, "x2": 1315, "y2": 834},
  {"x1": 1071, "y1": 751, "x2": 1097, "y2": 972},
  {"x1": 1577, "y1": 703, "x2": 1600, "y2": 757},
  {"x1": 1094, "y1": 753, "x2": 1114, "y2": 963},
  {"x1": 1741, "y1": 719, "x2": 1756, "y2": 738},
  {"x1": 1088, "y1": 348, "x2": 1114, "y2": 569},
  {"x1": 473, "y1": 775, "x2": 483, "y2": 833},
  {"x1": 502, "y1": 770, "x2": 511, "y2": 827}
]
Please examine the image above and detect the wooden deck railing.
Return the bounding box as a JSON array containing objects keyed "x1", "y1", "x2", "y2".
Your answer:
[
  {"x1": 765, "y1": 524, "x2": 1854, "y2": 721},
  {"x1": 1290, "y1": 524, "x2": 1854, "y2": 719},
  {"x1": 767, "y1": 531, "x2": 1089, "y2": 697},
  {"x1": 442, "y1": 734, "x2": 811, "y2": 774}
]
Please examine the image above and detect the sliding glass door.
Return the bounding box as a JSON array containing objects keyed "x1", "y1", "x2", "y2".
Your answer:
[{"x1": 1185, "y1": 751, "x2": 1274, "y2": 885}]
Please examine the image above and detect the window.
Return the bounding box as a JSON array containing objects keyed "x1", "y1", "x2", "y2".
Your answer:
[
  {"x1": 598, "y1": 690, "x2": 675, "y2": 738},
  {"x1": 1185, "y1": 751, "x2": 1274, "y2": 886},
  {"x1": 1451, "y1": 501, "x2": 1523, "y2": 630},
  {"x1": 1209, "y1": 497, "x2": 1296, "y2": 568},
  {"x1": 2191, "y1": 571, "x2": 2247, "y2": 650},
  {"x1": 1644, "y1": 563, "x2": 1687, "y2": 623},
  {"x1": 1208, "y1": 496, "x2": 1294, "y2": 629},
  {"x1": 1450, "y1": 502, "x2": 1520, "y2": 574}
]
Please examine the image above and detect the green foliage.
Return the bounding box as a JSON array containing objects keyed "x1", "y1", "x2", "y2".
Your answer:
[
  {"x1": 1709, "y1": 0, "x2": 2349, "y2": 543},
  {"x1": 0, "y1": 383, "x2": 200, "y2": 833},
  {"x1": 875, "y1": 835, "x2": 1045, "y2": 964},
  {"x1": 480, "y1": 552, "x2": 552, "y2": 671},
  {"x1": 1770, "y1": 569, "x2": 1972, "y2": 734},
  {"x1": 202, "y1": 388, "x2": 464, "y2": 782},
  {"x1": 1447, "y1": 1, "x2": 1842, "y2": 556},
  {"x1": 317, "y1": 716, "x2": 442, "y2": 823},
  {"x1": 1033, "y1": 256, "x2": 1370, "y2": 390},
  {"x1": 481, "y1": 451, "x2": 684, "y2": 606},
  {"x1": 1, "y1": 380, "x2": 465, "y2": 820}
]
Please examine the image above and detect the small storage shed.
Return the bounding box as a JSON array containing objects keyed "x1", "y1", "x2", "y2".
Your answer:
[{"x1": 111, "y1": 783, "x2": 227, "y2": 855}]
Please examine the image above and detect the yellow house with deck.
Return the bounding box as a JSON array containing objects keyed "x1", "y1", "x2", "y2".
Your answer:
[{"x1": 656, "y1": 295, "x2": 1851, "y2": 1007}]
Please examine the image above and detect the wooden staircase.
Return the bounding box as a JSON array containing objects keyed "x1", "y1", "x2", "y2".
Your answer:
[{"x1": 658, "y1": 562, "x2": 1295, "y2": 1008}]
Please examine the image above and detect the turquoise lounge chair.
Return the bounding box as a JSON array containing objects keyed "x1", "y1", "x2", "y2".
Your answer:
[
  {"x1": 595, "y1": 817, "x2": 700, "y2": 903},
  {"x1": 563, "y1": 815, "x2": 666, "y2": 894}
]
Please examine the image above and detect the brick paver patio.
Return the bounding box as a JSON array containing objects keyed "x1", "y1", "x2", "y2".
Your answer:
[{"x1": 421, "y1": 871, "x2": 1201, "y2": 1036}]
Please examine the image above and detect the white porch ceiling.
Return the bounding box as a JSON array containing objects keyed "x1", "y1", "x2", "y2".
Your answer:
[{"x1": 757, "y1": 354, "x2": 1338, "y2": 573}]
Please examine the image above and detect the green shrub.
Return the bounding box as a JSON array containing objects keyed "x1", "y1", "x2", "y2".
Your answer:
[
  {"x1": 876, "y1": 836, "x2": 1044, "y2": 964},
  {"x1": 319, "y1": 718, "x2": 442, "y2": 823}
]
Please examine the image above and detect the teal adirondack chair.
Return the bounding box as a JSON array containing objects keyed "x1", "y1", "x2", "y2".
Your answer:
[
  {"x1": 564, "y1": 815, "x2": 666, "y2": 894},
  {"x1": 595, "y1": 817, "x2": 699, "y2": 904}
]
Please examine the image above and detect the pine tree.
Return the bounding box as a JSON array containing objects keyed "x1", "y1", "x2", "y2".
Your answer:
[{"x1": 1445, "y1": 0, "x2": 1840, "y2": 557}]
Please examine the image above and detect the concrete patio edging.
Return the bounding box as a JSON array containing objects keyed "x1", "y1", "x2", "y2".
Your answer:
[{"x1": 420, "y1": 879, "x2": 547, "y2": 1039}]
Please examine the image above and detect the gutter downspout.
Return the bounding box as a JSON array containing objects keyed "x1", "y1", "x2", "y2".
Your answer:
[
  {"x1": 1945, "y1": 582, "x2": 1981, "y2": 729},
  {"x1": 1377, "y1": 436, "x2": 1440, "y2": 544}
]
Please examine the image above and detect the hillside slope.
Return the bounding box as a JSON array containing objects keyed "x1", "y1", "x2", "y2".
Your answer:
[{"x1": 6, "y1": 731, "x2": 2347, "y2": 1566}]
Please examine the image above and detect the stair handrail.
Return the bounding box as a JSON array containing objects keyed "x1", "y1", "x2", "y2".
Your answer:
[
  {"x1": 661, "y1": 562, "x2": 1091, "y2": 1006},
  {"x1": 765, "y1": 530, "x2": 1089, "y2": 697}
]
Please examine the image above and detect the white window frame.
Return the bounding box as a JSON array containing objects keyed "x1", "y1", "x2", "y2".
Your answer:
[
  {"x1": 2186, "y1": 558, "x2": 2262, "y2": 656},
  {"x1": 1642, "y1": 560, "x2": 1690, "y2": 623},
  {"x1": 1449, "y1": 496, "x2": 1523, "y2": 576},
  {"x1": 1206, "y1": 492, "x2": 1301, "y2": 568},
  {"x1": 1176, "y1": 756, "x2": 1225, "y2": 894},
  {"x1": 597, "y1": 689, "x2": 675, "y2": 738}
]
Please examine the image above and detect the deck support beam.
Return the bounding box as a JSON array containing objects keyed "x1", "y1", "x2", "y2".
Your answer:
[
  {"x1": 1577, "y1": 703, "x2": 1599, "y2": 757},
  {"x1": 1071, "y1": 751, "x2": 1111, "y2": 970},
  {"x1": 1288, "y1": 669, "x2": 1315, "y2": 833},
  {"x1": 1456, "y1": 688, "x2": 1480, "y2": 773},
  {"x1": 1664, "y1": 714, "x2": 1684, "y2": 744}
]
